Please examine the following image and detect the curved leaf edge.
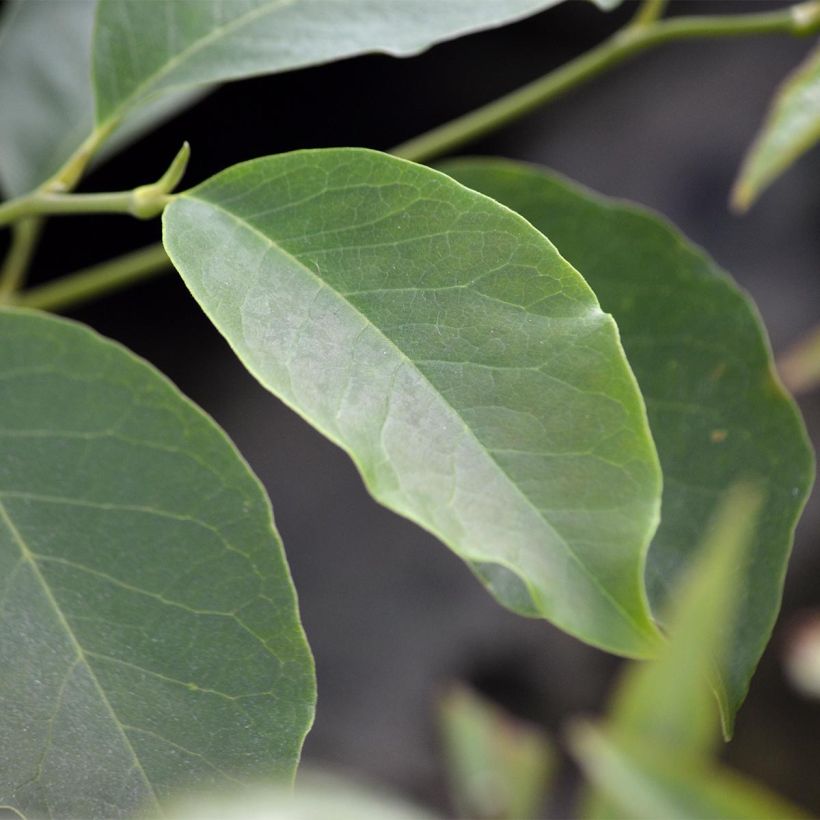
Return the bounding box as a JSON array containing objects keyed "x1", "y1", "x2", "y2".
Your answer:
[
  {"x1": 732, "y1": 44, "x2": 820, "y2": 212},
  {"x1": 162, "y1": 146, "x2": 664, "y2": 660},
  {"x1": 0, "y1": 304, "x2": 318, "y2": 781},
  {"x1": 90, "y1": 0, "x2": 617, "y2": 129},
  {"x1": 439, "y1": 155, "x2": 816, "y2": 727}
]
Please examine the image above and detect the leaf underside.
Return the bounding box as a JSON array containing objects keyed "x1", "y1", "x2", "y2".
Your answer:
[
  {"x1": 442, "y1": 158, "x2": 814, "y2": 729},
  {"x1": 0, "y1": 308, "x2": 315, "y2": 818},
  {"x1": 0, "y1": 0, "x2": 203, "y2": 198},
  {"x1": 163, "y1": 147, "x2": 663, "y2": 659},
  {"x1": 0, "y1": 0, "x2": 620, "y2": 197},
  {"x1": 91, "y1": 0, "x2": 617, "y2": 125}
]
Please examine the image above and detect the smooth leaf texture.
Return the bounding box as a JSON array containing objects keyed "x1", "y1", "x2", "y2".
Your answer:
[
  {"x1": 578, "y1": 485, "x2": 763, "y2": 820},
  {"x1": 163, "y1": 771, "x2": 440, "y2": 820},
  {"x1": 163, "y1": 148, "x2": 663, "y2": 658},
  {"x1": 92, "y1": 0, "x2": 618, "y2": 127},
  {"x1": 571, "y1": 724, "x2": 809, "y2": 820},
  {"x1": 0, "y1": 0, "x2": 93, "y2": 197},
  {"x1": 610, "y1": 484, "x2": 762, "y2": 749},
  {"x1": 0, "y1": 308, "x2": 315, "y2": 818},
  {"x1": 733, "y1": 42, "x2": 820, "y2": 210},
  {"x1": 442, "y1": 159, "x2": 814, "y2": 729},
  {"x1": 0, "y1": 0, "x2": 204, "y2": 198},
  {"x1": 440, "y1": 684, "x2": 554, "y2": 820}
]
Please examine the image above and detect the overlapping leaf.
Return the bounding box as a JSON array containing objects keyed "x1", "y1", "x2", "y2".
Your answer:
[
  {"x1": 0, "y1": 0, "x2": 621, "y2": 196},
  {"x1": 733, "y1": 42, "x2": 820, "y2": 210},
  {"x1": 571, "y1": 486, "x2": 807, "y2": 820},
  {"x1": 0, "y1": 0, "x2": 203, "y2": 198},
  {"x1": 442, "y1": 158, "x2": 814, "y2": 729},
  {"x1": 92, "y1": 0, "x2": 619, "y2": 127},
  {"x1": 0, "y1": 308, "x2": 315, "y2": 818},
  {"x1": 163, "y1": 147, "x2": 663, "y2": 658}
]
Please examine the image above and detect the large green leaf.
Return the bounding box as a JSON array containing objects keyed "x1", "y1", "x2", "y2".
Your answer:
[
  {"x1": 92, "y1": 0, "x2": 618, "y2": 128},
  {"x1": 0, "y1": 0, "x2": 204, "y2": 198},
  {"x1": 442, "y1": 159, "x2": 814, "y2": 729},
  {"x1": 732, "y1": 42, "x2": 820, "y2": 211},
  {"x1": 163, "y1": 148, "x2": 663, "y2": 658},
  {"x1": 0, "y1": 308, "x2": 315, "y2": 818}
]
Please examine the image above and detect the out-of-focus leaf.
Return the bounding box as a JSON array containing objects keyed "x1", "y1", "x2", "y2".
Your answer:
[
  {"x1": 92, "y1": 0, "x2": 619, "y2": 127},
  {"x1": 610, "y1": 484, "x2": 762, "y2": 754},
  {"x1": 442, "y1": 158, "x2": 814, "y2": 733},
  {"x1": 163, "y1": 147, "x2": 665, "y2": 658},
  {"x1": 0, "y1": 308, "x2": 315, "y2": 818},
  {"x1": 162, "y1": 771, "x2": 439, "y2": 820},
  {"x1": 440, "y1": 684, "x2": 554, "y2": 820},
  {"x1": 576, "y1": 484, "x2": 764, "y2": 820},
  {"x1": 570, "y1": 724, "x2": 810, "y2": 820},
  {"x1": 732, "y1": 42, "x2": 820, "y2": 211},
  {"x1": 0, "y1": 0, "x2": 204, "y2": 198}
]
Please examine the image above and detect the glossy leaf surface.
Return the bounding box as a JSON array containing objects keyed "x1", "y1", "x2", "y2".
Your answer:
[
  {"x1": 443, "y1": 159, "x2": 814, "y2": 728},
  {"x1": 163, "y1": 148, "x2": 663, "y2": 658},
  {"x1": 0, "y1": 308, "x2": 315, "y2": 818},
  {"x1": 733, "y1": 42, "x2": 820, "y2": 210},
  {"x1": 92, "y1": 0, "x2": 618, "y2": 127}
]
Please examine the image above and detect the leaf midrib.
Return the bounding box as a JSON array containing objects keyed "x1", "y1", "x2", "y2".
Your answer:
[
  {"x1": 0, "y1": 498, "x2": 162, "y2": 814},
  {"x1": 97, "y1": 0, "x2": 296, "y2": 124},
  {"x1": 178, "y1": 192, "x2": 656, "y2": 647}
]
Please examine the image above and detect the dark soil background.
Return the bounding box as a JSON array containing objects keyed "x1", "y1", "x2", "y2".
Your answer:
[{"x1": 9, "y1": 1, "x2": 820, "y2": 816}]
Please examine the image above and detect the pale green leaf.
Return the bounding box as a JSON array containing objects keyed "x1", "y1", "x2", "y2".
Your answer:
[
  {"x1": 163, "y1": 147, "x2": 663, "y2": 658},
  {"x1": 161, "y1": 771, "x2": 439, "y2": 820},
  {"x1": 440, "y1": 684, "x2": 554, "y2": 820},
  {"x1": 570, "y1": 723, "x2": 809, "y2": 820},
  {"x1": 0, "y1": 308, "x2": 315, "y2": 819},
  {"x1": 733, "y1": 42, "x2": 820, "y2": 211},
  {"x1": 442, "y1": 159, "x2": 815, "y2": 730},
  {"x1": 610, "y1": 483, "x2": 762, "y2": 754},
  {"x1": 92, "y1": 0, "x2": 618, "y2": 127},
  {"x1": 0, "y1": 0, "x2": 204, "y2": 198}
]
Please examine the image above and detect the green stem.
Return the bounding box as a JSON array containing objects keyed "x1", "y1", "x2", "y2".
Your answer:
[
  {"x1": 0, "y1": 122, "x2": 119, "y2": 294},
  {"x1": 10, "y1": 2, "x2": 820, "y2": 312},
  {"x1": 629, "y1": 0, "x2": 669, "y2": 30},
  {"x1": 0, "y1": 190, "x2": 173, "y2": 225},
  {"x1": 0, "y1": 218, "x2": 43, "y2": 297},
  {"x1": 12, "y1": 244, "x2": 172, "y2": 313},
  {"x1": 0, "y1": 142, "x2": 189, "y2": 227},
  {"x1": 393, "y1": 2, "x2": 820, "y2": 163}
]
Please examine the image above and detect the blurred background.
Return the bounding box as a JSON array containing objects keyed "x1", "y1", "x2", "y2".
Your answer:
[{"x1": 10, "y1": 0, "x2": 820, "y2": 815}]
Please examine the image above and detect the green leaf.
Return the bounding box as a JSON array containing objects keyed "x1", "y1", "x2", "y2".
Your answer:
[
  {"x1": 610, "y1": 484, "x2": 762, "y2": 755},
  {"x1": 570, "y1": 724, "x2": 809, "y2": 820},
  {"x1": 163, "y1": 147, "x2": 663, "y2": 658},
  {"x1": 162, "y1": 771, "x2": 440, "y2": 820},
  {"x1": 92, "y1": 0, "x2": 617, "y2": 128},
  {"x1": 577, "y1": 484, "x2": 763, "y2": 820},
  {"x1": 0, "y1": 308, "x2": 315, "y2": 818},
  {"x1": 0, "y1": 0, "x2": 94, "y2": 197},
  {"x1": 0, "y1": 0, "x2": 204, "y2": 198},
  {"x1": 441, "y1": 159, "x2": 815, "y2": 730},
  {"x1": 732, "y1": 42, "x2": 820, "y2": 211},
  {"x1": 440, "y1": 684, "x2": 555, "y2": 820}
]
